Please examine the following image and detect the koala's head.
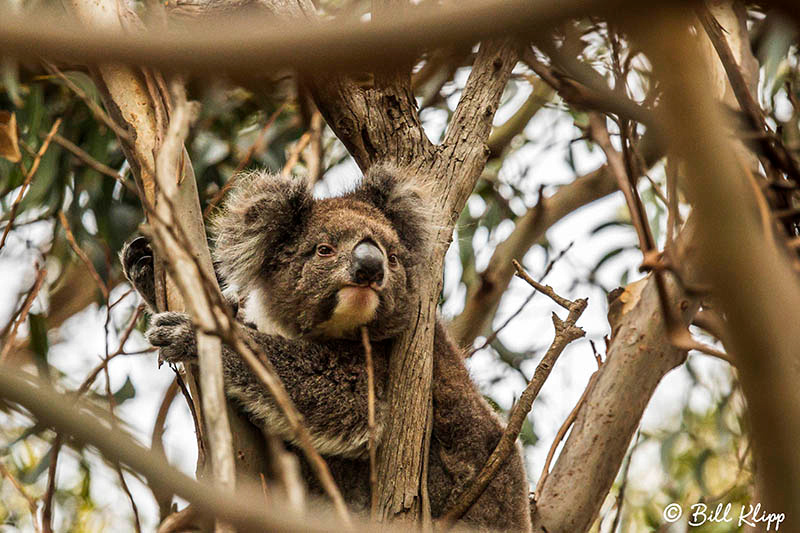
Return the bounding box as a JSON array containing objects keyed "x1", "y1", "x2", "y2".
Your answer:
[{"x1": 212, "y1": 167, "x2": 430, "y2": 341}]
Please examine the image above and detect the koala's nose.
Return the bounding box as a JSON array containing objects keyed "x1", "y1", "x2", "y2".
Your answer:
[{"x1": 352, "y1": 240, "x2": 384, "y2": 286}]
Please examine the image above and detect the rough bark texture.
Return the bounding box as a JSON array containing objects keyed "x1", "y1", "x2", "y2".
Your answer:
[{"x1": 304, "y1": 28, "x2": 521, "y2": 523}]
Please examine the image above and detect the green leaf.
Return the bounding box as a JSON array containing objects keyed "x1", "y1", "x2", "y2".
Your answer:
[
  {"x1": 518, "y1": 416, "x2": 538, "y2": 447},
  {"x1": 693, "y1": 448, "x2": 713, "y2": 494},
  {"x1": 591, "y1": 246, "x2": 630, "y2": 274},
  {"x1": 590, "y1": 220, "x2": 631, "y2": 235},
  {"x1": 20, "y1": 444, "x2": 54, "y2": 484},
  {"x1": 59, "y1": 71, "x2": 102, "y2": 107},
  {"x1": 91, "y1": 376, "x2": 137, "y2": 406},
  {"x1": 28, "y1": 313, "x2": 49, "y2": 377}
]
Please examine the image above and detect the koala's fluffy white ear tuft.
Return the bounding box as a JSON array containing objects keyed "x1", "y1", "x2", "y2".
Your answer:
[
  {"x1": 353, "y1": 165, "x2": 432, "y2": 255},
  {"x1": 211, "y1": 171, "x2": 313, "y2": 289}
]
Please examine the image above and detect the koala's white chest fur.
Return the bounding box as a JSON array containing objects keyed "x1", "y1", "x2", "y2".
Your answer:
[
  {"x1": 244, "y1": 287, "x2": 295, "y2": 338},
  {"x1": 316, "y1": 287, "x2": 379, "y2": 338}
]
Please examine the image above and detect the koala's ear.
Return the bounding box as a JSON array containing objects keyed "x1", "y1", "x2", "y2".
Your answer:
[
  {"x1": 212, "y1": 171, "x2": 313, "y2": 288},
  {"x1": 353, "y1": 165, "x2": 431, "y2": 255}
]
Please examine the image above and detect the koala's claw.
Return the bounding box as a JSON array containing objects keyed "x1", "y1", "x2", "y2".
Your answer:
[
  {"x1": 121, "y1": 236, "x2": 156, "y2": 309},
  {"x1": 146, "y1": 312, "x2": 197, "y2": 365}
]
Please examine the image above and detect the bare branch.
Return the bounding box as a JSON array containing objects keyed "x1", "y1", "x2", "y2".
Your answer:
[
  {"x1": 450, "y1": 130, "x2": 662, "y2": 347},
  {"x1": 441, "y1": 268, "x2": 586, "y2": 528},
  {"x1": 360, "y1": 326, "x2": 378, "y2": 519},
  {"x1": 511, "y1": 259, "x2": 577, "y2": 310}
]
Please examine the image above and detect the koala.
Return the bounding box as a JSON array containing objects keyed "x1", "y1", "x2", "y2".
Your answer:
[{"x1": 122, "y1": 167, "x2": 532, "y2": 532}]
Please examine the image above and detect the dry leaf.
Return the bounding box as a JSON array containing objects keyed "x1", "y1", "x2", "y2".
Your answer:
[{"x1": 0, "y1": 111, "x2": 21, "y2": 163}]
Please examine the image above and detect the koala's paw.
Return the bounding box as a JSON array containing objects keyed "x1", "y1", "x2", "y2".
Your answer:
[
  {"x1": 121, "y1": 236, "x2": 156, "y2": 309},
  {"x1": 146, "y1": 312, "x2": 197, "y2": 366}
]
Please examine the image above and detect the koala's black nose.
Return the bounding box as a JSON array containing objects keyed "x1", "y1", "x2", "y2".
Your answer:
[{"x1": 352, "y1": 240, "x2": 384, "y2": 285}]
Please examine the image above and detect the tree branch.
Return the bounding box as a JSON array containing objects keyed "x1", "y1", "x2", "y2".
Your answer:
[
  {"x1": 531, "y1": 218, "x2": 702, "y2": 532},
  {"x1": 450, "y1": 130, "x2": 662, "y2": 347},
  {"x1": 440, "y1": 264, "x2": 586, "y2": 529},
  {"x1": 2, "y1": 0, "x2": 669, "y2": 79}
]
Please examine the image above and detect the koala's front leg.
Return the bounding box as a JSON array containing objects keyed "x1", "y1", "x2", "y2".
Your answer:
[
  {"x1": 146, "y1": 312, "x2": 198, "y2": 365},
  {"x1": 145, "y1": 312, "x2": 376, "y2": 459}
]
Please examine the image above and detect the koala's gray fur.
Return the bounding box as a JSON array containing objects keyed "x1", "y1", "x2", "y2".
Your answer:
[{"x1": 122, "y1": 167, "x2": 532, "y2": 532}]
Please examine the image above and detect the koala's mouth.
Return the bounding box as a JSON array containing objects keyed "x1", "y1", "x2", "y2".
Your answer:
[
  {"x1": 343, "y1": 281, "x2": 384, "y2": 292},
  {"x1": 315, "y1": 285, "x2": 380, "y2": 338}
]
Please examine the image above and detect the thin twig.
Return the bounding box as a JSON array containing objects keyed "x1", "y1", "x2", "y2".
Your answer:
[
  {"x1": 280, "y1": 130, "x2": 313, "y2": 177},
  {"x1": 511, "y1": 259, "x2": 574, "y2": 310},
  {"x1": 152, "y1": 376, "x2": 180, "y2": 521},
  {"x1": 41, "y1": 434, "x2": 61, "y2": 533},
  {"x1": 587, "y1": 112, "x2": 655, "y2": 255},
  {"x1": 535, "y1": 367, "x2": 601, "y2": 498},
  {"x1": 76, "y1": 304, "x2": 144, "y2": 396},
  {"x1": 101, "y1": 288, "x2": 142, "y2": 533},
  {"x1": 58, "y1": 211, "x2": 109, "y2": 300},
  {"x1": 43, "y1": 62, "x2": 132, "y2": 142},
  {"x1": 152, "y1": 376, "x2": 180, "y2": 456},
  {"x1": 173, "y1": 370, "x2": 207, "y2": 471},
  {"x1": 360, "y1": 326, "x2": 378, "y2": 519},
  {"x1": 609, "y1": 430, "x2": 639, "y2": 533},
  {"x1": 51, "y1": 133, "x2": 125, "y2": 183},
  {"x1": 0, "y1": 118, "x2": 61, "y2": 250},
  {"x1": 0, "y1": 265, "x2": 46, "y2": 363},
  {"x1": 0, "y1": 461, "x2": 41, "y2": 533},
  {"x1": 108, "y1": 387, "x2": 143, "y2": 533},
  {"x1": 440, "y1": 265, "x2": 587, "y2": 528},
  {"x1": 469, "y1": 244, "x2": 573, "y2": 356}
]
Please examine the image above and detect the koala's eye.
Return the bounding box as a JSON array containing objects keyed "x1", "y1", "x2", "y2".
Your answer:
[
  {"x1": 316, "y1": 244, "x2": 336, "y2": 257},
  {"x1": 388, "y1": 253, "x2": 399, "y2": 267}
]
